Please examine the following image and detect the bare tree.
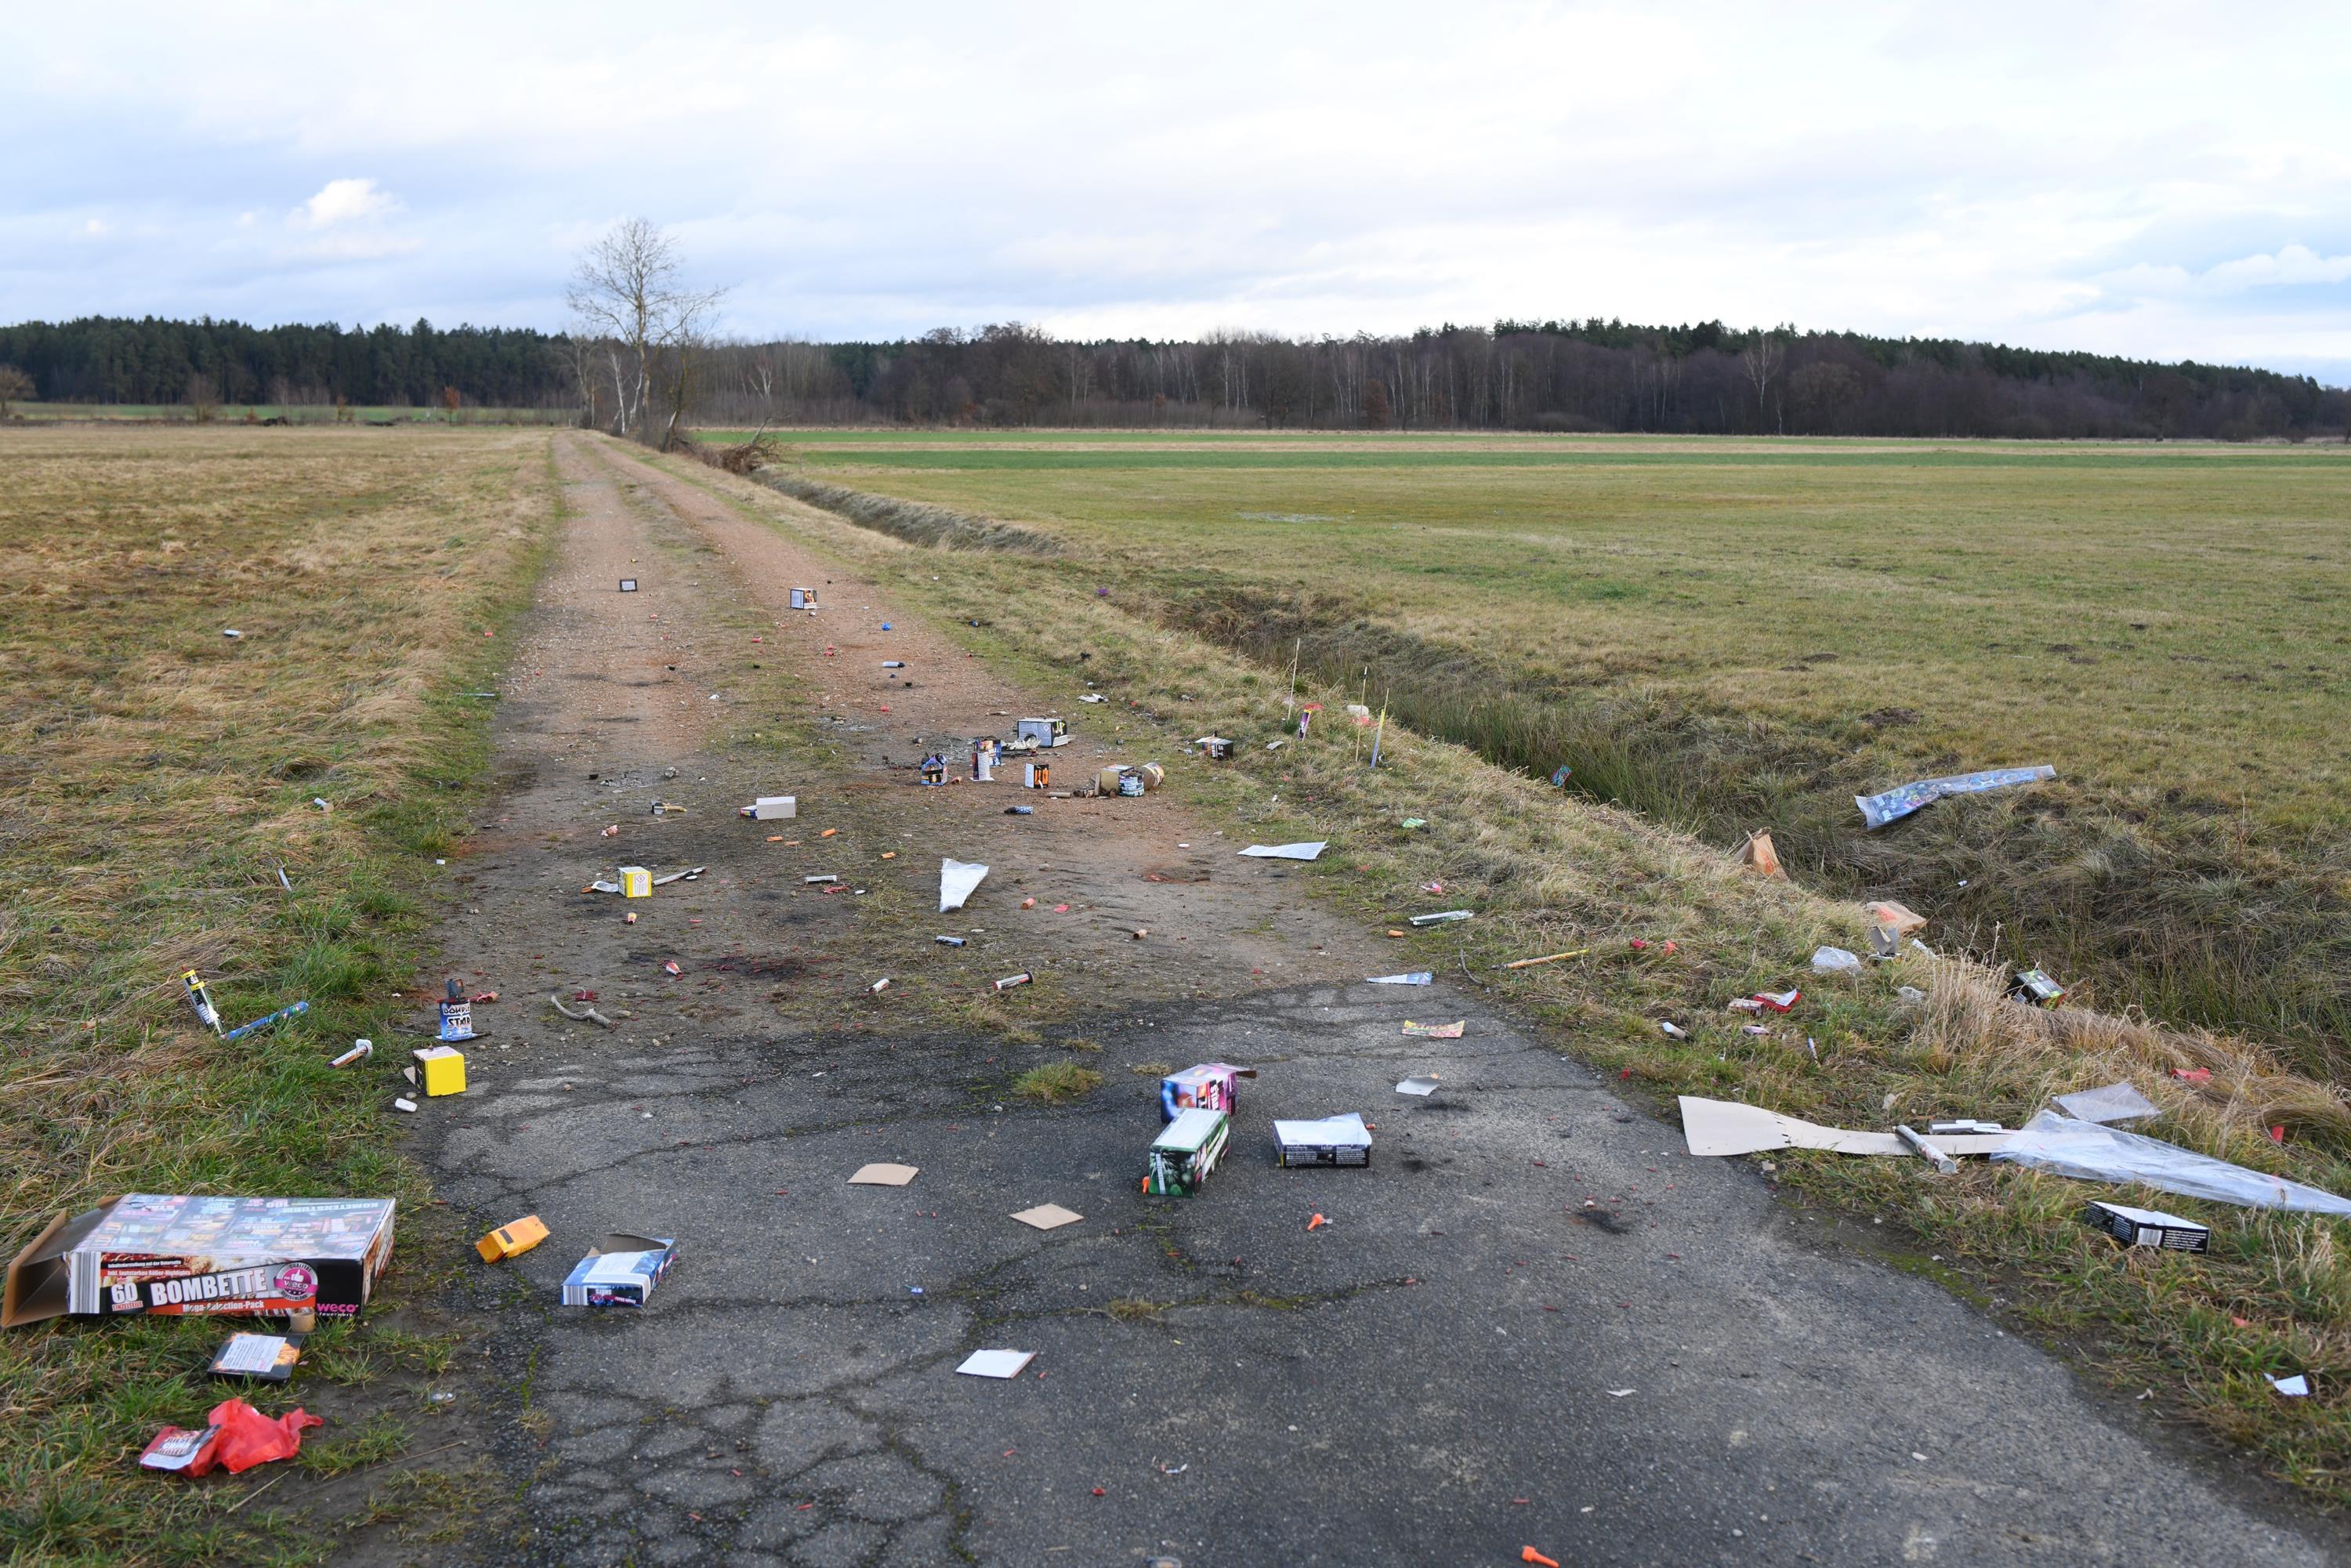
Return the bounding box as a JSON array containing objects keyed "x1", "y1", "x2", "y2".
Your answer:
[
  {"x1": 187, "y1": 371, "x2": 222, "y2": 423},
  {"x1": 564, "y1": 218, "x2": 725, "y2": 440},
  {"x1": 1739, "y1": 329, "x2": 1784, "y2": 434},
  {"x1": 650, "y1": 292, "x2": 724, "y2": 449},
  {"x1": 0, "y1": 364, "x2": 31, "y2": 419}
]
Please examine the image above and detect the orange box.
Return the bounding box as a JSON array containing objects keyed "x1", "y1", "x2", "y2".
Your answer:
[{"x1": 476, "y1": 1215, "x2": 549, "y2": 1262}]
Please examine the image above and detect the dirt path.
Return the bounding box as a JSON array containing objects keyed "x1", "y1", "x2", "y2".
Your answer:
[{"x1": 395, "y1": 432, "x2": 2339, "y2": 1568}]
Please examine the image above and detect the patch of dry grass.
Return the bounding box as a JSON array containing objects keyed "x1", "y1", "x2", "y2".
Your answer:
[{"x1": 0, "y1": 425, "x2": 555, "y2": 1562}]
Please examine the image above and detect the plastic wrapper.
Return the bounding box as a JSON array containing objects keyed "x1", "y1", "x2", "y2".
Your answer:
[
  {"x1": 1855, "y1": 765, "x2": 2054, "y2": 830},
  {"x1": 1992, "y1": 1110, "x2": 2351, "y2": 1214},
  {"x1": 140, "y1": 1399, "x2": 322, "y2": 1476}
]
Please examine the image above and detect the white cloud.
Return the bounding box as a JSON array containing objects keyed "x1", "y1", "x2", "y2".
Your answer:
[
  {"x1": 82, "y1": 218, "x2": 107, "y2": 236},
  {"x1": 290, "y1": 177, "x2": 396, "y2": 229}
]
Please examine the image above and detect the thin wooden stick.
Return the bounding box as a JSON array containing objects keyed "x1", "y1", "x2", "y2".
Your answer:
[{"x1": 1499, "y1": 947, "x2": 1592, "y2": 970}]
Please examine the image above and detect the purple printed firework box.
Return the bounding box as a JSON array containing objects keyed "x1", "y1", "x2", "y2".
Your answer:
[{"x1": 4, "y1": 1194, "x2": 396, "y2": 1327}]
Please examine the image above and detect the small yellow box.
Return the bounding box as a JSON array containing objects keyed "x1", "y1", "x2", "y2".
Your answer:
[
  {"x1": 414, "y1": 1045, "x2": 467, "y2": 1096},
  {"x1": 476, "y1": 1215, "x2": 549, "y2": 1262},
  {"x1": 618, "y1": 865, "x2": 652, "y2": 898}
]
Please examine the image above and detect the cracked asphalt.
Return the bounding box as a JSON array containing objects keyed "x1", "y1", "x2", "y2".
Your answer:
[{"x1": 399, "y1": 435, "x2": 2344, "y2": 1566}]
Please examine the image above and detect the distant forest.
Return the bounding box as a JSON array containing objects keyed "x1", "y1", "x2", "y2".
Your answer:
[{"x1": 5, "y1": 313, "x2": 2346, "y2": 441}]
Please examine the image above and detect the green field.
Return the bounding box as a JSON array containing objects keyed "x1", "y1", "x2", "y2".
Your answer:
[{"x1": 713, "y1": 428, "x2": 2351, "y2": 1060}]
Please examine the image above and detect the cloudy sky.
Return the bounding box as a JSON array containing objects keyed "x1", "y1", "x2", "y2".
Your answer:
[{"x1": 10, "y1": 1, "x2": 2349, "y2": 379}]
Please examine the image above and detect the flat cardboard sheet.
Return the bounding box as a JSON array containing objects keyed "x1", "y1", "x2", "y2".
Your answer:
[
  {"x1": 1009, "y1": 1204, "x2": 1083, "y2": 1231},
  {"x1": 1238, "y1": 842, "x2": 1327, "y2": 860},
  {"x1": 939, "y1": 859, "x2": 989, "y2": 912},
  {"x1": 849, "y1": 1163, "x2": 919, "y2": 1186},
  {"x1": 1400, "y1": 1021, "x2": 1463, "y2": 1039},
  {"x1": 1678, "y1": 1097, "x2": 2017, "y2": 1159},
  {"x1": 957, "y1": 1349, "x2": 1036, "y2": 1378}
]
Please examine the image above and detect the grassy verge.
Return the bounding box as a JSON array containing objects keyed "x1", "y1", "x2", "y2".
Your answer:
[
  {"x1": 731, "y1": 440, "x2": 2351, "y2": 1070},
  {"x1": 650, "y1": 448, "x2": 2351, "y2": 1504},
  {"x1": 0, "y1": 428, "x2": 559, "y2": 1564}
]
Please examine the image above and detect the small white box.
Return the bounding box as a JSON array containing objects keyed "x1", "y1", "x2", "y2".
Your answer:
[{"x1": 751, "y1": 796, "x2": 796, "y2": 820}]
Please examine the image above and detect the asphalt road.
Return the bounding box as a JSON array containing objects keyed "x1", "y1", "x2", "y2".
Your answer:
[{"x1": 400, "y1": 436, "x2": 2342, "y2": 1567}]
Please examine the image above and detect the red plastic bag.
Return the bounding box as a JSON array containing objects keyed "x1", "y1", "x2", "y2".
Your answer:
[
  {"x1": 143, "y1": 1400, "x2": 322, "y2": 1476},
  {"x1": 210, "y1": 1398, "x2": 322, "y2": 1473}
]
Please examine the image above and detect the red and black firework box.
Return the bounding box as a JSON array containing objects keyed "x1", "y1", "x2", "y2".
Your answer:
[{"x1": 4, "y1": 1193, "x2": 396, "y2": 1327}]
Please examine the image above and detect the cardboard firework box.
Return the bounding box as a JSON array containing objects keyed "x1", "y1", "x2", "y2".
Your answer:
[
  {"x1": 1273, "y1": 1114, "x2": 1374, "y2": 1168},
  {"x1": 1158, "y1": 1063, "x2": 1255, "y2": 1123},
  {"x1": 4, "y1": 1194, "x2": 397, "y2": 1327},
  {"x1": 1144, "y1": 1109, "x2": 1230, "y2": 1197},
  {"x1": 561, "y1": 1234, "x2": 677, "y2": 1308}
]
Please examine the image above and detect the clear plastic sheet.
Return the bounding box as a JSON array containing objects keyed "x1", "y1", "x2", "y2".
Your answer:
[
  {"x1": 1993, "y1": 1110, "x2": 2351, "y2": 1214},
  {"x1": 1856, "y1": 765, "x2": 2055, "y2": 830}
]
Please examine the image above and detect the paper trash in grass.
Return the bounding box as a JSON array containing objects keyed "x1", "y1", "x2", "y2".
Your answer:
[
  {"x1": 208, "y1": 1332, "x2": 302, "y2": 1382},
  {"x1": 1856, "y1": 765, "x2": 2054, "y2": 830},
  {"x1": 957, "y1": 1349, "x2": 1037, "y2": 1379},
  {"x1": 1409, "y1": 909, "x2": 1473, "y2": 927},
  {"x1": 2083, "y1": 1200, "x2": 2209, "y2": 1253},
  {"x1": 561, "y1": 1235, "x2": 676, "y2": 1308},
  {"x1": 1238, "y1": 841, "x2": 1326, "y2": 861},
  {"x1": 940, "y1": 859, "x2": 989, "y2": 912},
  {"x1": 1677, "y1": 1098, "x2": 2017, "y2": 1160},
  {"x1": 1366, "y1": 972, "x2": 1433, "y2": 986}
]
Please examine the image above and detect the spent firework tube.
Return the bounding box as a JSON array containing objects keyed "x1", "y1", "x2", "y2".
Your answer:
[
  {"x1": 994, "y1": 972, "x2": 1034, "y2": 991},
  {"x1": 183, "y1": 970, "x2": 223, "y2": 1034},
  {"x1": 331, "y1": 1039, "x2": 373, "y2": 1068}
]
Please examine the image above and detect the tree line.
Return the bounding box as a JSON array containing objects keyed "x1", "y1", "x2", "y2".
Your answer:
[
  {"x1": 0, "y1": 316, "x2": 572, "y2": 409},
  {"x1": 6, "y1": 311, "x2": 2344, "y2": 442},
  {"x1": 700, "y1": 321, "x2": 2346, "y2": 441}
]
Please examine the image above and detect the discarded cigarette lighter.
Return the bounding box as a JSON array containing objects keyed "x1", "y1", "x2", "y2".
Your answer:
[
  {"x1": 330, "y1": 1039, "x2": 374, "y2": 1068},
  {"x1": 183, "y1": 971, "x2": 223, "y2": 1035},
  {"x1": 994, "y1": 972, "x2": 1034, "y2": 991}
]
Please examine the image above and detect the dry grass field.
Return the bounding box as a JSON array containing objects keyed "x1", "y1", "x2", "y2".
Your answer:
[{"x1": 0, "y1": 425, "x2": 555, "y2": 1563}]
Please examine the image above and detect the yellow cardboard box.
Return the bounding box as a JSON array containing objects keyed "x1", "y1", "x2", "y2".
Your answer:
[
  {"x1": 476, "y1": 1215, "x2": 549, "y2": 1262},
  {"x1": 412, "y1": 1045, "x2": 466, "y2": 1096}
]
